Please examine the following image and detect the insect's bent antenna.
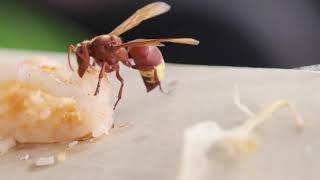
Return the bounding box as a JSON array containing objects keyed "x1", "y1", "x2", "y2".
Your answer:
[{"x1": 68, "y1": 45, "x2": 75, "y2": 71}]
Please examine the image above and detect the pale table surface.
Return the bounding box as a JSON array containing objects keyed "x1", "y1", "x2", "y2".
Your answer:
[{"x1": 0, "y1": 49, "x2": 319, "y2": 180}]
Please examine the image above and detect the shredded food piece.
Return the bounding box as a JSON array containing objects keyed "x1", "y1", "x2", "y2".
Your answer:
[
  {"x1": 35, "y1": 156, "x2": 55, "y2": 166},
  {"x1": 233, "y1": 84, "x2": 254, "y2": 118},
  {"x1": 68, "y1": 141, "x2": 78, "y2": 148},
  {"x1": 178, "y1": 87, "x2": 305, "y2": 180},
  {"x1": 19, "y1": 154, "x2": 30, "y2": 160}
]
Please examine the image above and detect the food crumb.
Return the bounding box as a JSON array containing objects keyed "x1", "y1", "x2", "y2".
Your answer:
[
  {"x1": 57, "y1": 151, "x2": 66, "y2": 163},
  {"x1": 19, "y1": 154, "x2": 30, "y2": 160},
  {"x1": 233, "y1": 84, "x2": 254, "y2": 118},
  {"x1": 68, "y1": 141, "x2": 78, "y2": 148},
  {"x1": 35, "y1": 156, "x2": 55, "y2": 166}
]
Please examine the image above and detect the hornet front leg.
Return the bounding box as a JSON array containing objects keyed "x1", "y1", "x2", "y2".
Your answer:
[{"x1": 113, "y1": 65, "x2": 125, "y2": 110}]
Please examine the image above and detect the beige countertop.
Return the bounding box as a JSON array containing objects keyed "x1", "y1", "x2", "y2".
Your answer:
[{"x1": 0, "y1": 49, "x2": 319, "y2": 180}]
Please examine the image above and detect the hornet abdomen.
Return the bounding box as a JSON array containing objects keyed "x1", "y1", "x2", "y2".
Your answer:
[{"x1": 129, "y1": 46, "x2": 165, "y2": 92}]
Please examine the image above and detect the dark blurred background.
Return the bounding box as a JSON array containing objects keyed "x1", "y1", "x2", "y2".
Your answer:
[{"x1": 1, "y1": 0, "x2": 320, "y2": 68}]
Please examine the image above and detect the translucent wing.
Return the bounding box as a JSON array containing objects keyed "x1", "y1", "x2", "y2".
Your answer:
[
  {"x1": 116, "y1": 38, "x2": 200, "y2": 48},
  {"x1": 109, "y1": 2, "x2": 170, "y2": 36}
]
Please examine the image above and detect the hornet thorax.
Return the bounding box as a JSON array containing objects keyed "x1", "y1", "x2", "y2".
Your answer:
[{"x1": 89, "y1": 35, "x2": 129, "y2": 65}]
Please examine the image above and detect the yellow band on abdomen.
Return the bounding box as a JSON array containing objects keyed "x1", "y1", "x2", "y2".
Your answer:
[{"x1": 139, "y1": 60, "x2": 165, "y2": 84}]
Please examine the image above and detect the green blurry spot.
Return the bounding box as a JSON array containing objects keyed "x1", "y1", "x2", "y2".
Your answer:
[{"x1": 0, "y1": 2, "x2": 87, "y2": 52}]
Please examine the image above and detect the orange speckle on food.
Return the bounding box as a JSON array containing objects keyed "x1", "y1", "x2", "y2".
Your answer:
[{"x1": 40, "y1": 65, "x2": 57, "y2": 73}]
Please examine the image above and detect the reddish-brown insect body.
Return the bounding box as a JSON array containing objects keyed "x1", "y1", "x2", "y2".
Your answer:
[
  {"x1": 129, "y1": 46, "x2": 163, "y2": 69},
  {"x1": 68, "y1": 2, "x2": 199, "y2": 110},
  {"x1": 129, "y1": 46, "x2": 165, "y2": 92},
  {"x1": 90, "y1": 35, "x2": 128, "y2": 66}
]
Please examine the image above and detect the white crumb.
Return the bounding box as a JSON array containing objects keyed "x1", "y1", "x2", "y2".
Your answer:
[
  {"x1": 68, "y1": 141, "x2": 78, "y2": 148},
  {"x1": 57, "y1": 151, "x2": 66, "y2": 163},
  {"x1": 92, "y1": 123, "x2": 108, "y2": 138},
  {"x1": 19, "y1": 154, "x2": 30, "y2": 160},
  {"x1": 233, "y1": 85, "x2": 254, "y2": 118},
  {"x1": 35, "y1": 156, "x2": 55, "y2": 166}
]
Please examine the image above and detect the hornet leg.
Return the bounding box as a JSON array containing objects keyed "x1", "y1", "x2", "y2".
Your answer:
[
  {"x1": 94, "y1": 63, "x2": 107, "y2": 96},
  {"x1": 114, "y1": 66, "x2": 124, "y2": 110}
]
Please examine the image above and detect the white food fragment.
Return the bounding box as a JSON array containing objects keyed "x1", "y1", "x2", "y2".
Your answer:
[
  {"x1": 35, "y1": 156, "x2": 55, "y2": 166},
  {"x1": 178, "y1": 121, "x2": 224, "y2": 180},
  {"x1": 92, "y1": 123, "x2": 108, "y2": 138},
  {"x1": 68, "y1": 141, "x2": 78, "y2": 148},
  {"x1": 57, "y1": 151, "x2": 66, "y2": 163},
  {"x1": 0, "y1": 137, "x2": 16, "y2": 155},
  {"x1": 92, "y1": 130, "x2": 104, "y2": 138},
  {"x1": 233, "y1": 85, "x2": 254, "y2": 118},
  {"x1": 30, "y1": 91, "x2": 45, "y2": 104},
  {"x1": 0, "y1": 58, "x2": 113, "y2": 150},
  {"x1": 19, "y1": 154, "x2": 30, "y2": 160},
  {"x1": 178, "y1": 88, "x2": 305, "y2": 180}
]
